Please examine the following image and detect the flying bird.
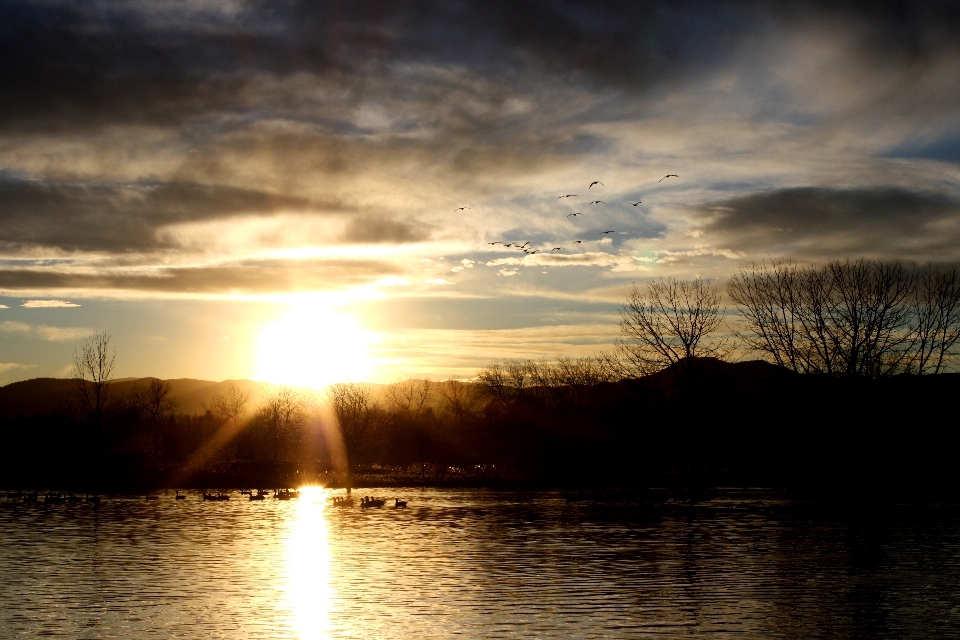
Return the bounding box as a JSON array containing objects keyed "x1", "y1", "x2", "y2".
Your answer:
[
  {"x1": 573, "y1": 240, "x2": 584, "y2": 244},
  {"x1": 658, "y1": 174, "x2": 679, "y2": 183},
  {"x1": 600, "y1": 230, "x2": 615, "y2": 234},
  {"x1": 630, "y1": 201, "x2": 642, "y2": 206},
  {"x1": 528, "y1": 250, "x2": 539, "y2": 254},
  {"x1": 551, "y1": 247, "x2": 562, "y2": 252},
  {"x1": 504, "y1": 243, "x2": 512, "y2": 247},
  {"x1": 557, "y1": 194, "x2": 578, "y2": 199},
  {"x1": 519, "y1": 242, "x2": 530, "y2": 248},
  {"x1": 487, "y1": 242, "x2": 501, "y2": 245},
  {"x1": 566, "y1": 212, "x2": 582, "y2": 217},
  {"x1": 589, "y1": 201, "x2": 605, "y2": 205},
  {"x1": 455, "y1": 207, "x2": 470, "y2": 211},
  {"x1": 589, "y1": 181, "x2": 604, "y2": 189}
]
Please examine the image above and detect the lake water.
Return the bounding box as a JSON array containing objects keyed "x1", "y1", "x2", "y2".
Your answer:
[{"x1": 1, "y1": 488, "x2": 959, "y2": 638}]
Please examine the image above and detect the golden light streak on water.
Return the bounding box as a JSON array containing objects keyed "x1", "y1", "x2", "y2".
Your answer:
[{"x1": 286, "y1": 487, "x2": 334, "y2": 640}]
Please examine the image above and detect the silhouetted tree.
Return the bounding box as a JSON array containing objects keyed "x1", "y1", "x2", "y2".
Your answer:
[
  {"x1": 616, "y1": 277, "x2": 726, "y2": 375},
  {"x1": 910, "y1": 263, "x2": 960, "y2": 374},
  {"x1": 384, "y1": 378, "x2": 432, "y2": 422},
  {"x1": 72, "y1": 331, "x2": 116, "y2": 428},
  {"x1": 328, "y1": 382, "x2": 386, "y2": 466},
  {"x1": 257, "y1": 387, "x2": 306, "y2": 464},
  {"x1": 728, "y1": 259, "x2": 958, "y2": 376},
  {"x1": 436, "y1": 379, "x2": 484, "y2": 429},
  {"x1": 477, "y1": 359, "x2": 536, "y2": 407},
  {"x1": 204, "y1": 384, "x2": 249, "y2": 425},
  {"x1": 131, "y1": 379, "x2": 178, "y2": 423}
]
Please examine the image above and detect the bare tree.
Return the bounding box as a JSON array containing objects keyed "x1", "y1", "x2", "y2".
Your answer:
[
  {"x1": 616, "y1": 277, "x2": 726, "y2": 375},
  {"x1": 909, "y1": 263, "x2": 960, "y2": 374},
  {"x1": 436, "y1": 379, "x2": 483, "y2": 429},
  {"x1": 258, "y1": 386, "x2": 307, "y2": 464},
  {"x1": 729, "y1": 258, "x2": 958, "y2": 377},
  {"x1": 477, "y1": 361, "x2": 510, "y2": 405},
  {"x1": 477, "y1": 359, "x2": 536, "y2": 406},
  {"x1": 131, "y1": 379, "x2": 178, "y2": 423},
  {"x1": 328, "y1": 382, "x2": 386, "y2": 465},
  {"x1": 72, "y1": 331, "x2": 116, "y2": 427},
  {"x1": 384, "y1": 378, "x2": 432, "y2": 421},
  {"x1": 205, "y1": 384, "x2": 250, "y2": 425}
]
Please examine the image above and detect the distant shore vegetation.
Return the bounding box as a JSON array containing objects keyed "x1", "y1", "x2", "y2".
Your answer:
[{"x1": 2, "y1": 257, "x2": 959, "y2": 492}]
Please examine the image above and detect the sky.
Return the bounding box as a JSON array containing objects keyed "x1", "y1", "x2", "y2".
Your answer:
[{"x1": 1, "y1": 0, "x2": 959, "y2": 386}]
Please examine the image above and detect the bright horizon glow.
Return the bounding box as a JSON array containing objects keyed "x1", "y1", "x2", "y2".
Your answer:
[{"x1": 256, "y1": 300, "x2": 376, "y2": 388}]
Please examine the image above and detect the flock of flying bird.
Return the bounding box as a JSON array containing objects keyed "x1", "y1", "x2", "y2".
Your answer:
[{"x1": 464, "y1": 174, "x2": 679, "y2": 256}]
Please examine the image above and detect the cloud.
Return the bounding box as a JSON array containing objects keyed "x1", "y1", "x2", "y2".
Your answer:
[
  {"x1": 0, "y1": 321, "x2": 90, "y2": 341},
  {"x1": 497, "y1": 268, "x2": 519, "y2": 277},
  {"x1": 0, "y1": 178, "x2": 321, "y2": 252},
  {"x1": 423, "y1": 279, "x2": 453, "y2": 285},
  {"x1": 0, "y1": 258, "x2": 402, "y2": 294},
  {"x1": 341, "y1": 216, "x2": 430, "y2": 244},
  {"x1": 21, "y1": 299, "x2": 80, "y2": 308},
  {"x1": 0, "y1": 304, "x2": 7, "y2": 309},
  {"x1": 486, "y1": 251, "x2": 649, "y2": 271},
  {"x1": 0, "y1": 362, "x2": 33, "y2": 374},
  {"x1": 693, "y1": 187, "x2": 960, "y2": 259}
]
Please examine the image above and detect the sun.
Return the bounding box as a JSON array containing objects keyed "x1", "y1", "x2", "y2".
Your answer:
[{"x1": 255, "y1": 300, "x2": 376, "y2": 389}]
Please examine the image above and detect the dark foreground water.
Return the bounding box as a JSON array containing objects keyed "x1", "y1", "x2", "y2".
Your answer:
[{"x1": 1, "y1": 488, "x2": 959, "y2": 639}]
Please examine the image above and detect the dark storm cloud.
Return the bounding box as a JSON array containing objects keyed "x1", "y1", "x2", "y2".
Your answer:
[
  {"x1": 0, "y1": 177, "x2": 323, "y2": 252},
  {"x1": 342, "y1": 216, "x2": 430, "y2": 244},
  {"x1": 696, "y1": 187, "x2": 960, "y2": 257},
  {"x1": 0, "y1": 258, "x2": 399, "y2": 294},
  {"x1": 4, "y1": 1, "x2": 957, "y2": 132}
]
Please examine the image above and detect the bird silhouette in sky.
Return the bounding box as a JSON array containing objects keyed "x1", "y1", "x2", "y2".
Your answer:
[
  {"x1": 487, "y1": 242, "x2": 501, "y2": 245},
  {"x1": 589, "y1": 200, "x2": 605, "y2": 205},
  {"x1": 600, "y1": 230, "x2": 615, "y2": 234},
  {"x1": 589, "y1": 181, "x2": 603, "y2": 189},
  {"x1": 455, "y1": 207, "x2": 470, "y2": 211},
  {"x1": 528, "y1": 250, "x2": 539, "y2": 254},
  {"x1": 629, "y1": 201, "x2": 642, "y2": 206},
  {"x1": 573, "y1": 240, "x2": 584, "y2": 244},
  {"x1": 551, "y1": 247, "x2": 562, "y2": 252},
  {"x1": 557, "y1": 194, "x2": 577, "y2": 199},
  {"x1": 566, "y1": 212, "x2": 582, "y2": 217},
  {"x1": 519, "y1": 242, "x2": 530, "y2": 248},
  {"x1": 658, "y1": 174, "x2": 678, "y2": 183}
]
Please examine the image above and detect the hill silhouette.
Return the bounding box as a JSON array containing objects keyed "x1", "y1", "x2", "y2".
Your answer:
[
  {"x1": 1, "y1": 359, "x2": 958, "y2": 493},
  {"x1": 0, "y1": 377, "x2": 269, "y2": 417}
]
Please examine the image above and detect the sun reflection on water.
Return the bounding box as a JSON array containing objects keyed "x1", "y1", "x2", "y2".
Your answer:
[{"x1": 286, "y1": 487, "x2": 333, "y2": 640}]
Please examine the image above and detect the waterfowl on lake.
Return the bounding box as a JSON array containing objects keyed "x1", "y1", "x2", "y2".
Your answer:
[
  {"x1": 202, "y1": 491, "x2": 229, "y2": 501},
  {"x1": 44, "y1": 491, "x2": 66, "y2": 504},
  {"x1": 361, "y1": 496, "x2": 386, "y2": 509},
  {"x1": 249, "y1": 489, "x2": 268, "y2": 501},
  {"x1": 395, "y1": 499, "x2": 407, "y2": 508},
  {"x1": 175, "y1": 490, "x2": 186, "y2": 500}
]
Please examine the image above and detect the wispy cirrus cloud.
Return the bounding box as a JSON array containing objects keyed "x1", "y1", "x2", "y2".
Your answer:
[
  {"x1": 0, "y1": 321, "x2": 90, "y2": 341},
  {"x1": 21, "y1": 299, "x2": 80, "y2": 308}
]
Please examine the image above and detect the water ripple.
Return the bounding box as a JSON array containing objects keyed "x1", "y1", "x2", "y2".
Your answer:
[{"x1": 1, "y1": 489, "x2": 959, "y2": 638}]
